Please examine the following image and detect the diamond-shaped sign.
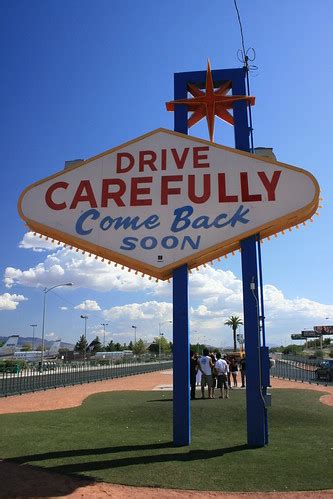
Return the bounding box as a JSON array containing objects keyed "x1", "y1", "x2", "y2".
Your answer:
[{"x1": 18, "y1": 128, "x2": 319, "y2": 280}]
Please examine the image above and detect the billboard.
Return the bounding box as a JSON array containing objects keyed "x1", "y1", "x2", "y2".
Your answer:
[
  {"x1": 301, "y1": 330, "x2": 320, "y2": 338},
  {"x1": 314, "y1": 325, "x2": 333, "y2": 335},
  {"x1": 18, "y1": 128, "x2": 319, "y2": 280}
]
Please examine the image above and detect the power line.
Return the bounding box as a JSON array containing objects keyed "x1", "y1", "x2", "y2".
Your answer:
[{"x1": 233, "y1": 0, "x2": 258, "y2": 153}]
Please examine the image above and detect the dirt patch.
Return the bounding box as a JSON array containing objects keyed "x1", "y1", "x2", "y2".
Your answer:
[
  {"x1": 0, "y1": 458, "x2": 332, "y2": 499},
  {"x1": 0, "y1": 371, "x2": 332, "y2": 498}
]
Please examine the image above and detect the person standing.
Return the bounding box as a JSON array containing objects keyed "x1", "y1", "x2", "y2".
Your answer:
[
  {"x1": 240, "y1": 356, "x2": 246, "y2": 388},
  {"x1": 210, "y1": 352, "x2": 217, "y2": 398},
  {"x1": 224, "y1": 355, "x2": 231, "y2": 389},
  {"x1": 230, "y1": 357, "x2": 238, "y2": 387},
  {"x1": 198, "y1": 348, "x2": 214, "y2": 399},
  {"x1": 215, "y1": 352, "x2": 229, "y2": 399},
  {"x1": 190, "y1": 350, "x2": 198, "y2": 400}
]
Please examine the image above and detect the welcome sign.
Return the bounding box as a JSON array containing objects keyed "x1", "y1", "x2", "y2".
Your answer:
[{"x1": 18, "y1": 128, "x2": 319, "y2": 279}]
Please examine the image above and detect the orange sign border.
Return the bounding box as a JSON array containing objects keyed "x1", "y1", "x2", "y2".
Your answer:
[{"x1": 18, "y1": 128, "x2": 320, "y2": 280}]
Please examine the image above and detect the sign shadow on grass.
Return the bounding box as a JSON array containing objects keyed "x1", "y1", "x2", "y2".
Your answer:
[{"x1": 8, "y1": 443, "x2": 249, "y2": 476}]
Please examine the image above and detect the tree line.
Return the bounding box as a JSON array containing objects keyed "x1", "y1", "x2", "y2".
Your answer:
[{"x1": 74, "y1": 334, "x2": 173, "y2": 355}]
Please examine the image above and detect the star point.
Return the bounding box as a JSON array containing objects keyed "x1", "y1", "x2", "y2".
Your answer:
[{"x1": 166, "y1": 61, "x2": 255, "y2": 142}]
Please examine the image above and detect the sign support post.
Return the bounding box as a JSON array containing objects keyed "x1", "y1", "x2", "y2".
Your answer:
[
  {"x1": 172, "y1": 74, "x2": 191, "y2": 447},
  {"x1": 232, "y1": 69, "x2": 268, "y2": 447},
  {"x1": 172, "y1": 66, "x2": 267, "y2": 447},
  {"x1": 172, "y1": 264, "x2": 190, "y2": 446},
  {"x1": 240, "y1": 235, "x2": 267, "y2": 446}
]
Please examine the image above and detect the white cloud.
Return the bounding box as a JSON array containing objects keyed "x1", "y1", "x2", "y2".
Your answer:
[
  {"x1": 4, "y1": 246, "x2": 169, "y2": 293},
  {"x1": 4, "y1": 260, "x2": 65, "y2": 288},
  {"x1": 4, "y1": 237, "x2": 333, "y2": 346},
  {"x1": 190, "y1": 266, "x2": 242, "y2": 299},
  {"x1": 103, "y1": 301, "x2": 172, "y2": 322},
  {"x1": 263, "y1": 284, "x2": 333, "y2": 319},
  {"x1": 0, "y1": 293, "x2": 27, "y2": 311},
  {"x1": 75, "y1": 300, "x2": 101, "y2": 311},
  {"x1": 60, "y1": 306, "x2": 68, "y2": 311},
  {"x1": 19, "y1": 232, "x2": 59, "y2": 252},
  {"x1": 102, "y1": 301, "x2": 173, "y2": 342}
]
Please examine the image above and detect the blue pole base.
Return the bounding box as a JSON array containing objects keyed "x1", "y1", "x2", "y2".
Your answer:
[
  {"x1": 241, "y1": 235, "x2": 267, "y2": 448},
  {"x1": 172, "y1": 264, "x2": 190, "y2": 446}
]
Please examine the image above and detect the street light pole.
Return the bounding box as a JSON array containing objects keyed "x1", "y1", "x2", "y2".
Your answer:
[
  {"x1": 159, "y1": 333, "x2": 164, "y2": 358},
  {"x1": 30, "y1": 324, "x2": 37, "y2": 350},
  {"x1": 80, "y1": 315, "x2": 88, "y2": 359},
  {"x1": 132, "y1": 325, "x2": 137, "y2": 345},
  {"x1": 41, "y1": 283, "x2": 73, "y2": 365},
  {"x1": 101, "y1": 323, "x2": 108, "y2": 348},
  {"x1": 158, "y1": 320, "x2": 172, "y2": 358}
]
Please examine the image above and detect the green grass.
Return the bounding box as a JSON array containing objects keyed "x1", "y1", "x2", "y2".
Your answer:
[{"x1": 0, "y1": 389, "x2": 332, "y2": 492}]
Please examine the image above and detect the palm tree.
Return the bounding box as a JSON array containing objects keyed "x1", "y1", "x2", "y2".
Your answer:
[{"x1": 224, "y1": 315, "x2": 243, "y2": 352}]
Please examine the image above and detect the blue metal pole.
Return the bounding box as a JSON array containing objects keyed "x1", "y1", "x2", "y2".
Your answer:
[
  {"x1": 257, "y1": 234, "x2": 266, "y2": 346},
  {"x1": 257, "y1": 234, "x2": 269, "y2": 444},
  {"x1": 240, "y1": 236, "x2": 266, "y2": 447},
  {"x1": 172, "y1": 264, "x2": 190, "y2": 446},
  {"x1": 233, "y1": 68, "x2": 267, "y2": 447},
  {"x1": 172, "y1": 72, "x2": 190, "y2": 446}
]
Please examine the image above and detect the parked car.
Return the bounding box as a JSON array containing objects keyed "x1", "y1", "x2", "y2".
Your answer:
[{"x1": 315, "y1": 360, "x2": 333, "y2": 382}]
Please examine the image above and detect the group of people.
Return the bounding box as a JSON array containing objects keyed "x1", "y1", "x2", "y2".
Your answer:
[{"x1": 190, "y1": 348, "x2": 246, "y2": 400}]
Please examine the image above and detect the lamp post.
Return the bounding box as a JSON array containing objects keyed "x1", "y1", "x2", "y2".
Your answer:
[
  {"x1": 101, "y1": 323, "x2": 108, "y2": 348},
  {"x1": 132, "y1": 325, "x2": 137, "y2": 345},
  {"x1": 41, "y1": 283, "x2": 72, "y2": 365},
  {"x1": 158, "y1": 320, "x2": 172, "y2": 358},
  {"x1": 81, "y1": 315, "x2": 88, "y2": 359},
  {"x1": 30, "y1": 324, "x2": 37, "y2": 350}
]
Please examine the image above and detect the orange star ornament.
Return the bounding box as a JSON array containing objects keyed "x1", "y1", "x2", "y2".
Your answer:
[{"x1": 166, "y1": 60, "x2": 255, "y2": 142}]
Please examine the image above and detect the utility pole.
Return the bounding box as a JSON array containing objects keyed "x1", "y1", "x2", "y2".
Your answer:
[
  {"x1": 30, "y1": 324, "x2": 37, "y2": 350},
  {"x1": 41, "y1": 282, "x2": 72, "y2": 365},
  {"x1": 132, "y1": 325, "x2": 137, "y2": 345},
  {"x1": 101, "y1": 323, "x2": 108, "y2": 348},
  {"x1": 158, "y1": 320, "x2": 172, "y2": 358},
  {"x1": 80, "y1": 315, "x2": 88, "y2": 360}
]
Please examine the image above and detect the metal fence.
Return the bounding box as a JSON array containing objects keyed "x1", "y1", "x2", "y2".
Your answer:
[
  {"x1": 270, "y1": 357, "x2": 331, "y2": 385},
  {"x1": 0, "y1": 358, "x2": 173, "y2": 397}
]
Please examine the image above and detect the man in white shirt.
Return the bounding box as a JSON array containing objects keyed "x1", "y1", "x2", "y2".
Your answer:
[
  {"x1": 198, "y1": 348, "x2": 214, "y2": 399},
  {"x1": 215, "y1": 352, "x2": 229, "y2": 399}
]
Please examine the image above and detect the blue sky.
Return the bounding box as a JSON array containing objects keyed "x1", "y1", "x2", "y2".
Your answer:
[{"x1": 1, "y1": 0, "x2": 332, "y2": 348}]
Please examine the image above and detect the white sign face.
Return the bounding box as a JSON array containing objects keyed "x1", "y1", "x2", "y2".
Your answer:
[{"x1": 18, "y1": 128, "x2": 319, "y2": 280}]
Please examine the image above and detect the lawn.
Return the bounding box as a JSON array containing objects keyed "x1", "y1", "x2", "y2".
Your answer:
[{"x1": 0, "y1": 389, "x2": 332, "y2": 492}]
